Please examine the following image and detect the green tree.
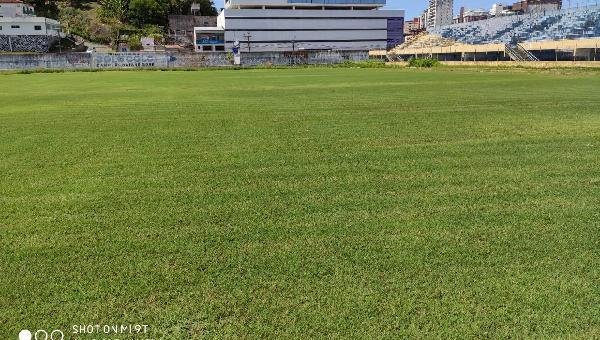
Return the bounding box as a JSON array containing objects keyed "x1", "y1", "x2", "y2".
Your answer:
[
  {"x1": 99, "y1": 0, "x2": 129, "y2": 22},
  {"x1": 26, "y1": 0, "x2": 59, "y2": 19},
  {"x1": 170, "y1": 0, "x2": 217, "y2": 16},
  {"x1": 128, "y1": 0, "x2": 169, "y2": 26},
  {"x1": 66, "y1": 0, "x2": 92, "y2": 8}
]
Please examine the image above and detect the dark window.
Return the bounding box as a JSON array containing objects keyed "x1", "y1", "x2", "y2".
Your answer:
[
  {"x1": 215, "y1": 45, "x2": 225, "y2": 51},
  {"x1": 11, "y1": 25, "x2": 20, "y2": 29},
  {"x1": 202, "y1": 45, "x2": 213, "y2": 51},
  {"x1": 34, "y1": 25, "x2": 42, "y2": 31}
]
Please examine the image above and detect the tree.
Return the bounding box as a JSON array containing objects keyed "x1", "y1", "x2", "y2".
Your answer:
[
  {"x1": 128, "y1": 0, "x2": 169, "y2": 26},
  {"x1": 67, "y1": 0, "x2": 92, "y2": 8},
  {"x1": 197, "y1": 0, "x2": 218, "y2": 16},
  {"x1": 170, "y1": 0, "x2": 217, "y2": 16},
  {"x1": 99, "y1": 0, "x2": 129, "y2": 22},
  {"x1": 26, "y1": 0, "x2": 59, "y2": 19}
]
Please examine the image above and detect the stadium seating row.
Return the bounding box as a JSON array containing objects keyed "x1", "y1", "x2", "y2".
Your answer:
[{"x1": 429, "y1": 5, "x2": 600, "y2": 45}]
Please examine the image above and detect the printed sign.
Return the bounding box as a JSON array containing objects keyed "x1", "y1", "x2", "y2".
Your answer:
[{"x1": 92, "y1": 53, "x2": 168, "y2": 68}]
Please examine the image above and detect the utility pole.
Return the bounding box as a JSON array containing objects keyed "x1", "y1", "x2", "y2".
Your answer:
[
  {"x1": 243, "y1": 33, "x2": 252, "y2": 52},
  {"x1": 291, "y1": 39, "x2": 297, "y2": 65}
]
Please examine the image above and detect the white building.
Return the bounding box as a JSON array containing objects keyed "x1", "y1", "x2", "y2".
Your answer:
[
  {"x1": 420, "y1": 9, "x2": 429, "y2": 29},
  {"x1": 426, "y1": 0, "x2": 453, "y2": 29},
  {"x1": 194, "y1": 0, "x2": 404, "y2": 52},
  {"x1": 0, "y1": 16, "x2": 61, "y2": 36},
  {"x1": 0, "y1": 0, "x2": 62, "y2": 52},
  {"x1": 0, "y1": 0, "x2": 34, "y2": 17},
  {"x1": 490, "y1": 3, "x2": 504, "y2": 16}
]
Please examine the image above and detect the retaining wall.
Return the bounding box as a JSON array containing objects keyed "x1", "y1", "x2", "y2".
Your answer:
[{"x1": 0, "y1": 35, "x2": 59, "y2": 53}]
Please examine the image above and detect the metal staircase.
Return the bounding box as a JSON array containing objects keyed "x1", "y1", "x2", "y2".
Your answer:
[
  {"x1": 505, "y1": 43, "x2": 539, "y2": 61},
  {"x1": 516, "y1": 44, "x2": 539, "y2": 61}
]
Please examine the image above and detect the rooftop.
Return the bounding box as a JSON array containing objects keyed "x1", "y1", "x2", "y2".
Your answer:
[{"x1": 224, "y1": 0, "x2": 386, "y2": 9}]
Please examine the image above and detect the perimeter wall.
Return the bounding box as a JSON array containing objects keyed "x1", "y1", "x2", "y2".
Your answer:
[{"x1": 0, "y1": 51, "x2": 368, "y2": 70}]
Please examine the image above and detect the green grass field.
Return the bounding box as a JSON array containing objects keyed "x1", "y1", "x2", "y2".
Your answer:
[{"x1": 1, "y1": 67, "x2": 599, "y2": 339}]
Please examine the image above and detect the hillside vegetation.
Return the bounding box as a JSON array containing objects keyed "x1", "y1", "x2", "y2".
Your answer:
[{"x1": 27, "y1": 0, "x2": 217, "y2": 45}]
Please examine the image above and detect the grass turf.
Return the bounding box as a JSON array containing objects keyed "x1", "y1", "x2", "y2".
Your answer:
[{"x1": 1, "y1": 67, "x2": 599, "y2": 338}]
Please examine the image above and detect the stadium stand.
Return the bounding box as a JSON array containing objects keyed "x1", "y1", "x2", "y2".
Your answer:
[
  {"x1": 384, "y1": 5, "x2": 600, "y2": 62},
  {"x1": 429, "y1": 5, "x2": 600, "y2": 45},
  {"x1": 395, "y1": 32, "x2": 460, "y2": 49}
]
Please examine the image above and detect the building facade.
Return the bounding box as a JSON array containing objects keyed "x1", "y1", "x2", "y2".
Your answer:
[
  {"x1": 508, "y1": 0, "x2": 562, "y2": 13},
  {"x1": 426, "y1": 0, "x2": 453, "y2": 29},
  {"x1": 0, "y1": 0, "x2": 61, "y2": 52},
  {"x1": 168, "y1": 15, "x2": 218, "y2": 46},
  {"x1": 0, "y1": 0, "x2": 34, "y2": 17},
  {"x1": 490, "y1": 3, "x2": 504, "y2": 16},
  {"x1": 404, "y1": 17, "x2": 423, "y2": 35},
  {"x1": 194, "y1": 0, "x2": 404, "y2": 52},
  {"x1": 454, "y1": 8, "x2": 490, "y2": 23}
]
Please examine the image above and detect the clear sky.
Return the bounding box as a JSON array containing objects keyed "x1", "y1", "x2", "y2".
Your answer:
[{"x1": 387, "y1": 1, "x2": 498, "y2": 18}]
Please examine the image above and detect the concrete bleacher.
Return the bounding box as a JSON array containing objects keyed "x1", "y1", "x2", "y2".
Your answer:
[
  {"x1": 429, "y1": 5, "x2": 600, "y2": 45},
  {"x1": 394, "y1": 32, "x2": 462, "y2": 50}
]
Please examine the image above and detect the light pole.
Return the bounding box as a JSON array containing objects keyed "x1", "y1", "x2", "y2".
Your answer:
[{"x1": 243, "y1": 33, "x2": 252, "y2": 52}]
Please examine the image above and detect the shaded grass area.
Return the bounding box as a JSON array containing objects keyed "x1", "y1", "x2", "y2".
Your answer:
[{"x1": 1, "y1": 68, "x2": 599, "y2": 338}]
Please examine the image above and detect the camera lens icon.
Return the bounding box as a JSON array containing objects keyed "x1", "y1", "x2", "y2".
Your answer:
[
  {"x1": 18, "y1": 329, "x2": 64, "y2": 340},
  {"x1": 18, "y1": 330, "x2": 32, "y2": 340}
]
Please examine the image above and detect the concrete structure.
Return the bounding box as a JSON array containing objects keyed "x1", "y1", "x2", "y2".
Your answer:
[
  {"x1": 388, "y1": 37, "x2": 600, "y2": 62},
  {"x1": 168, "y1": 15, "x2": 217, "y2": 46},
  {"x1": 427, "y1": 0, "x2": 453, "y2": 29},
  {"x1": 193, "y1": 26, "x2": 225, "y2": 51},
  {"x1": 430, "y1": 4, "x2": 599, "y2": 44},
  {"x1": 0, "y1": 50, "x2": 370, "y2": 70},
  {"x1": 194, "y1": 0, "x2": 404, "y2": 52},
  {"x1": 0, "y1": 0, "x2": 61, "y2": 52}
]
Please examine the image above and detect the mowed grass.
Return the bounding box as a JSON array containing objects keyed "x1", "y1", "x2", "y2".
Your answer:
[{"x1": 1, "y1": 67, "x2": 599, "y2": 338}]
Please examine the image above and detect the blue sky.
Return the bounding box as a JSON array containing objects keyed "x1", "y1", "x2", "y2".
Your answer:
[{"x1": 387, "y1": 1, "x2": 498, "y2": 17}]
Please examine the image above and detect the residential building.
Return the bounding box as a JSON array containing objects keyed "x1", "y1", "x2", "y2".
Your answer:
[
  {"x1": 462, "y1": 9, "x2": 490, "y2": 23},
  {"x1": 427, "y1": 0, "x2": 453, "y2": 29},
  {"x1": 490, "y1": 3, "x2": 504, "y2": 16},
  {"x1": 507, "y1": 0, "x2": 561, "y2": 14},
  {"x1": 0, "y1": 0, "x2": 34, "y2": 17},
  {"x1": 404, "y1": 17, "x2": 423, "y2": 35},
  {"x1": 0, "y1": 0, "x2": 61, "y2": 52},
  {"x1": 420, "y1": 9, "x2": 429, "y2": 29}
]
